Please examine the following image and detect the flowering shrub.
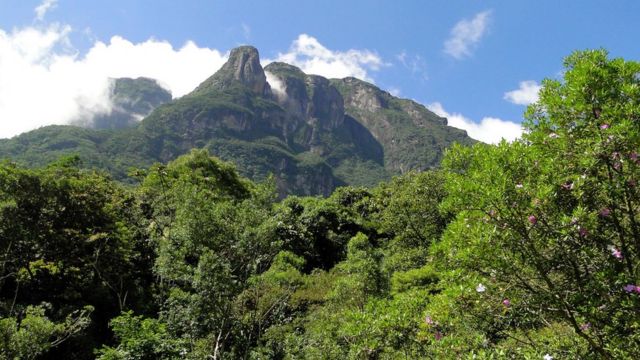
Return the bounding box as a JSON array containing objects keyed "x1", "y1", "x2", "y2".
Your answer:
[{"x1": 440, "y1": 49, "x2": 640, "y2": 358}]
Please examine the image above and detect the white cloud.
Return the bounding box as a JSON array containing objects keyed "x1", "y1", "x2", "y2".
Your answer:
[
  {"x1": 35, "y1": 0, "x2": 58, "y2": 21},
  {"x1": 270, "y1": 34, "x2": 384, "y2": 82},
  {"x1": 241, "y1": 23, "x2": 251, "y2": 40},
  {"x1": 444, "y1": 10, "x2": 492, "y2": 59},
  {"x1": 396, "y1": 51, "x2": 428, "y2": 80},
  {"x1": 82, "y1": 36, "x2": 226, "y2": 97},
  {"x1": 265, "y1": 71, "x2": 286, "y2": 100},
  {"x1": 428, "y1": 102, "x2": 522, "y2": 144},
  {"x1": 504, "y1": 80, "x2": 541, "y2": 105},
  {"x1": 0, "y1": 24, "x2": 227, "y2": 138}
]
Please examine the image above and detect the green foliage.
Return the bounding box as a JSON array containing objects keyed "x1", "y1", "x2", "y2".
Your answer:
[
  {"x1": 0, "y1": 158, "x2": 152, "y2": 357},
  {"x1": 135, "y1": 149, "x2": 281, "y2": 358},
  {"x1": 439, "y1": 49, "x2": 640, "y2": 358},
  {"x1": 374, "y1": 170, "x2": 451, "y2": 274},
  {"x1": 331, "y1": 233, "x2": 383, "y2": 307},
  {"x1": 96, "y1": 311, "x2": 185, "y2": 360},
  {"x1": 0, "y1": 305, "x2": 92, "y2": 360},
  {"x1": 390, "y1": 265, "x2": 439, "y2": 294}
]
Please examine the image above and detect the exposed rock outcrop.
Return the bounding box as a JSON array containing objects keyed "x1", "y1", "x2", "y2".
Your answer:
[{"x1": 195, "y1": 46, "x2": 271, "y2": 96}]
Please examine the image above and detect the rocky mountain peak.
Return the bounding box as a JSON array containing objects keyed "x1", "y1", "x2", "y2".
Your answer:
[{"x1": 194, "y1": 45, "x2": 271, "y2": 96}]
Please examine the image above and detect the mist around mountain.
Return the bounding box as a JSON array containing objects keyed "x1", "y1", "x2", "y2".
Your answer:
[
  {"x1": 83, "y1": 77, "x2": 173, "y2": 130},
  {"x1": 0, "y1": 46, "x2": 473, "y2": 196}
]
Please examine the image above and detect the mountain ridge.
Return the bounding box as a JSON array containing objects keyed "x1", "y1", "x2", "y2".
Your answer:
[{"x1": 0, "y1": 45, "x2": 474, "y2": 196}]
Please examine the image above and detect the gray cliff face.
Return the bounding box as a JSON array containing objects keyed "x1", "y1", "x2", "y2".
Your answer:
[
  {"x1": 332, "y1": 76, "x2": 474, "y2": 173},
  {"x1": 304, "y1": 75, "x2": 345, "y2": 131},
  {"x1": 264, "y1": 62, "x2": 344, "y2": 132},
  {"x1": 265, "y1": 63, "x2": 309, "y2": 118},
  {"x1": 264, "y1": 62, "x2": 349, "y2": 157},
  {"x1": 195, "y1": 46, "x2": 271, "y2": 96},
  {"x1": 340, "y1": 77, "x2": 387, "y2": 112},
  {"x1": 337, "y1": 76, "x2": 446, "y2": 128}
]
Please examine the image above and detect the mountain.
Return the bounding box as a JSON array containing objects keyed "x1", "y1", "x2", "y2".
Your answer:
[
  {"x1": 72, "y1": 77, "x2": 172, "y2": 130},
  {"x1": 332, "y1": 77, "x2": 471, "y2": 173},
  {"x1": 0, "y1": 46, "x2": 474, "y2": 196}
]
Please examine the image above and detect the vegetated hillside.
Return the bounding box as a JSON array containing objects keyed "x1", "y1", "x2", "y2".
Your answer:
[
  {"x1": 332, "y1": 76, "x2": 471, "y2": 173},
  {"x1": 72, "y1": 77, "x2": 172, "y2": 130},
  {"x1": 0, "y1": 46, "x2": 473, "y2": 196},
  {"x1": 1, "y1": 49, "x2": 639, "y2": 359}
]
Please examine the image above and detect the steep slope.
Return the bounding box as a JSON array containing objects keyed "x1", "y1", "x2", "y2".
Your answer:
[
  {"x1": 0, "y1": 46, "x2": 474, "y2": 196},
  {"x1": 332, "y1": 77, "x2": 474, "y2": 173},
  {"x1": 123, "y1": 46, "x2": 346, "y2": 196},
  {"x1": 263, "y1": 62, "x2": 388, "y2": 187}
]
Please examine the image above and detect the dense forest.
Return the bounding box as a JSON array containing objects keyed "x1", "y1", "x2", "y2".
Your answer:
[{"x1": 1, "y1": 49, "x2": 639, "y2": 359}]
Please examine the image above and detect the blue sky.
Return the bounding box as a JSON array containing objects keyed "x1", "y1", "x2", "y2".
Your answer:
[{"x1": 1, "y1": 0, "x2": 639, "y2": 141}]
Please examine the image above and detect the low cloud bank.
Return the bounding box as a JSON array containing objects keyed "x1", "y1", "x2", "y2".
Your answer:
[{"x1": 428, "y1": 102, "x2": 522, "y2": 144}]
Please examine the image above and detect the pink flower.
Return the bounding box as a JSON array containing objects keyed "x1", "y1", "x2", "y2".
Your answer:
[
  {"x1": 434, "y1": 331, "x2": 443, "y2": 341},
  {"x1": 548, "y1": 133, "x2": 559, "y2": 139},
  {"x1": 425, "y1": 315, "x2": 434, "y2": 325},
  {"x1": 561, "y1": 182, "x2": 574, "y2": 190},
  {"x1": 630, "y1": 151, "x2": 639, "y2": 163},
  {"x1": 580, "y1": 323, "x2": 591, "y2": 331},
  {"x1": 600, "y1": 124, "x2": 610, "y2": 130},
  {"x1": 528, "y1": 215, "x2": 537, "y2": 225},
  {"x1": 502, "y1": 299, "x2": 511, "y2": 307},
  {"x1": 578, "y1": 227, "x2": 588, "y2": 237},
  {"x1": 599, "y1": 208, "x2": 611, "y2": 217},
  {"x1": 624, "y1": 284, "x2": 638, "y2": 293},
  {"x1": 608, "y1": 246, "x2": 623, "y2": 259}
]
